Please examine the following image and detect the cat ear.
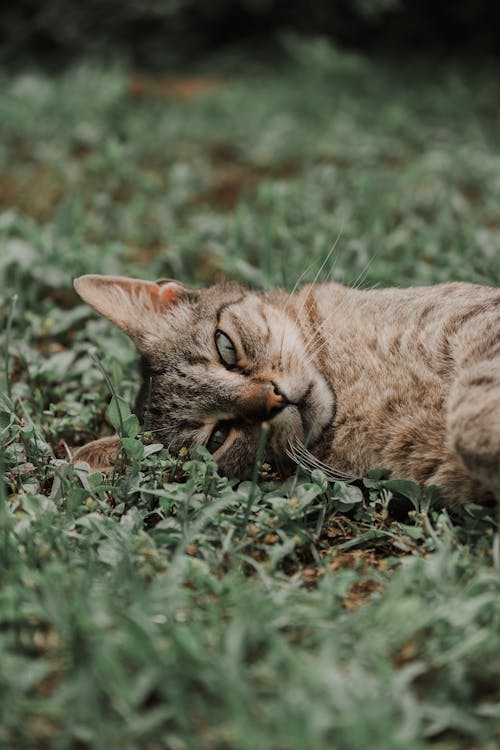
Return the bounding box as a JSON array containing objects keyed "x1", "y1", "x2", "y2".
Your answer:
[
  {"x1": 72, "y1": 435, "x2": 121, "y2": 471},
  {"x1": 73, "y1": 274, "x2": 189, "y2": 345}
]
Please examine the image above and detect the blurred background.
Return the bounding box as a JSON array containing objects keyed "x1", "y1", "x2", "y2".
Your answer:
[
  {"x1": 2, "y1": 0, "x2": 500, "y2": 69},
  {"x1": 1, "y1": 0, "x2": 500, "y2": 304}
]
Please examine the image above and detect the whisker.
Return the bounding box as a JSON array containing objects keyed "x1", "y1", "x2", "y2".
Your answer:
[
  {"x1": 301, "y1": 305, "x2": 341, "y2": 360},
  {"x1": 286, "y1": 447, "x2": 349, "y2": 483},
  {"x1": 300, "y1": 259, "x2": 382, "y2": 366},
  {"x1": 287, "y1": 438, "x2": 358, "y2": 482},
  {"x1": 277, "y1": 221, "x2": 345, "y2": 365},
  {"x1": 279, "y1": 217, "x2": 346, "y2": 369},
  {"x1": 278, "y1": 253, "x2": 324, "y2": 366},
  {"x1": 141, "y1": 426, "x2": 168, "y2": 436},
  {"x1": 292, "y1": 218, "x2": 346, "y2": 327},
  {"x1": 306, "y1": 456, "x2": 356, "y2": 481},
  {"x1": 301, "y1": 292, "x2": 354, "y2": 364},
  {"x1": 308, "y1": 218, "x2": 346, "y2": 289},
  {"x1": 303, "y1": 338, "x2": 332, "y2": 369},
  {"x1": 349, "y1": 252, "x2": 378, "y2": 291}
]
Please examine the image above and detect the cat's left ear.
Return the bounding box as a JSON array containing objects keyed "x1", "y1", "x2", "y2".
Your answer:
[
  {"x1": 72, "y1": 435, "x2": 121, "y2": 471},
  {"x1": 73, "y1": 274, "x2": 191, "y2": 347}
]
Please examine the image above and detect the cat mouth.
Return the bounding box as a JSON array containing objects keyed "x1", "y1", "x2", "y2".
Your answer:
[
  {"x1": 267, "y1": 388, "x2": 306, "y2": 420},
  {"x1": 296, "y1": 382, "x2": 314, "y2": 412},
  {"x1": 268, "y1": 378, "x2": 334, "y2": 456}
]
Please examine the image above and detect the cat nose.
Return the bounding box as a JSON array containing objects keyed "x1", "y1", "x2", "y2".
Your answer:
[{"x1": 265, "y1": 382, "x2": 288, "y2": 417}]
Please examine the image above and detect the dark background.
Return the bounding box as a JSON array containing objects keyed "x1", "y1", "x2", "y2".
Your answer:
[{"x1": 1, "y1": 0, "x2": 499, "y2": 69}]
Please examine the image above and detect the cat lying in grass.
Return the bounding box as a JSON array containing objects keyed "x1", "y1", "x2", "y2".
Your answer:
[{"x1": 73, "y1": 274, "x2": 500, "y2": 508}]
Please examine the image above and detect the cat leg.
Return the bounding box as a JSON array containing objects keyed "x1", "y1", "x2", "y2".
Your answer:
[
  {"x1": 72, "y1": 436, "x2": 121, "y2": 471},
  {"x1": 447, "y1": 357, "x2": 500, "y2": 496}
]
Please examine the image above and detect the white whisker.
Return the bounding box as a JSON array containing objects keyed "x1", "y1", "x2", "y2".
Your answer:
[
  {"x1": 141, "y1": 426, "x2": 168, "y2": 436},
  {"x1": 292, "y1": 219, "x2": 346, "y2": 328},
  {"x1": 278, "y1": 218, "x2": 346, "y2": 370},
  {"x1": 349, "y1": 252, "x2": 378, "y2": 291},
  {"x1": 301, "y1": 304, "x2": 341, "y2": 360},
  {"x1": 278, "y1": 253, "x2": 325, "y2": 365},
  {"x1": 303, "y1": 338, "x2": 332, "y2": 369},
  {"x1": 287, "y1": 438, "x2": 358, "y2": 482}
]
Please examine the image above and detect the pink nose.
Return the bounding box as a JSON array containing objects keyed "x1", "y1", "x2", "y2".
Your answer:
[{"x1": 265, "y1": 384, "x2": 287, "y2": 416}]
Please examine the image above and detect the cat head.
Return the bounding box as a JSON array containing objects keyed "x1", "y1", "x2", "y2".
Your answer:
[{"x1": 73, "y1": 275, "x2": 334, "y2": 477}]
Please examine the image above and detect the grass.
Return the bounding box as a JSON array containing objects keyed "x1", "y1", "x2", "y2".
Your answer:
[{"x1": 1, "y1": 39, "x2": 500, "y2": 749}]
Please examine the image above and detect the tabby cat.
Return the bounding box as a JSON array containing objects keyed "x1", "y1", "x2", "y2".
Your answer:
[{"x1": 73, "y1": 274, "x2": 500, "y2": 508}]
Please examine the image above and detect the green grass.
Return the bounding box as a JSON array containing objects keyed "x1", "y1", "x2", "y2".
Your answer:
[{"x1": 1, "y1": 41, "x2": 500, "y2": 749}]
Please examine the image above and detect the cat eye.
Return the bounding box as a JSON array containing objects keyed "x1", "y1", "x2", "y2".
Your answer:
[
  {"x1": 206, "y1": 421, "x2": 231, "y2": 454},
  {"x1": 215, "y1": 329, "x2": 237, "y2": 368}
]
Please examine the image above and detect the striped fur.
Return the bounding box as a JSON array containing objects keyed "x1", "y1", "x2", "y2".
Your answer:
[{"x1": 74, "y1": 275, "x2": 500, "y2": 507}]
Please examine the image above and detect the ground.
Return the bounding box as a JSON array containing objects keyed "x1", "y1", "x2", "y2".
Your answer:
[{"x1": 1, "y1": 41, "x2": 500, "y2": 749}]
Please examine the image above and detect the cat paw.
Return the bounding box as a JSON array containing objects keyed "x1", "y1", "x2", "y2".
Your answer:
[{"x1": 72, "y1": 436, "x2": 121, "y2": 471}]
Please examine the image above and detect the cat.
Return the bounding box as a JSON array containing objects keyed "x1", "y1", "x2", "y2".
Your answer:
[{"x1": 72, "y1": 274, "x2": 500, "y2": 508}]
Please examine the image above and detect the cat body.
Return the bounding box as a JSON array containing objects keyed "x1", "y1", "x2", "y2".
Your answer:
[{"x1": 74, "y1": 275, "x2": 500, "y2": 508}]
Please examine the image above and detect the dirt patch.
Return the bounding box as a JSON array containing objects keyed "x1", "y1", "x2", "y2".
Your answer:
[
  {"x1": 0, "y1": 165, "x2": 65, "y2": 221},
  {"x1": 344, "y1": 577, "x2": 383, "y2": 611},
  {"x1": 189, "y1": 158, "x2": 298, "y2": 211},
  {"x1": 128, "y1": 74, "x2": 225, "y2": 102}
]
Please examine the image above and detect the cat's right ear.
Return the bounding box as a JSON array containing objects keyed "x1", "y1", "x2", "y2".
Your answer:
[
  {"x1": 72, "y1": 435, "x2": 121, "y2": 471},
  {"x1": 73, "y1": 274, "x2": 191, "y2": 348}
]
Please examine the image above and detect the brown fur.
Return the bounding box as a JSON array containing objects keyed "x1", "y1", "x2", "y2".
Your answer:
[{"x1": 73, "y1": 275, "x2": 500, "y2": 508}]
